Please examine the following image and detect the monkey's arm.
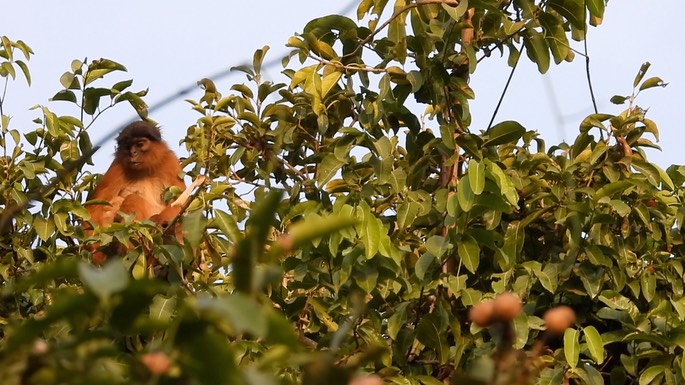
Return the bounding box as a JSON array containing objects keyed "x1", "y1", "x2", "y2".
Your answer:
[
  {"x1": 86, "y1": 162, "x2": 126, "y2": 227},
  {"x1": 149, "y1": 150, "x2": 187, "y2": 225}
]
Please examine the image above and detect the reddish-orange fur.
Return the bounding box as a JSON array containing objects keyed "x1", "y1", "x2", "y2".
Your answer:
[{"x1": 86, "y1": 121, "x2": 185, "y2": 264}]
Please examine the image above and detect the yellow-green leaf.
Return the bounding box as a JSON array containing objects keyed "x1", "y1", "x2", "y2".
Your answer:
[
  {"x1": 583, "y1": 326, "x2": 604, "y2": 364},
  {"x1": 564, "y1": 328, "x2": 580, "y2": 368}
]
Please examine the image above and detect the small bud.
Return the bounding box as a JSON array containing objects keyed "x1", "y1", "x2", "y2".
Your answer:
[
  {"x1": 31, "y1": 340, "x2": 49, "y2": 355},
  {"x1": 469, "y1": 300, "x2": 495, "y2": 327},
  {"x1": 141, "y1": 352, "x2": 172, "y2": 375},
  {"x1": 543, "y1": 306, "x2": 576, "y2": 335},
  {"x1": 493, "y1": 292, "x2": 523, "y2": 322}
]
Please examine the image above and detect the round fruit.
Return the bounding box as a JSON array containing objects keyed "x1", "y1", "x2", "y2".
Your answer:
[
  {"x1": 141, "y1": 352, "x2": 172, "y2": 375},
  {"x1": 543, "y1": 306, "x2": 576, "y2": 335},
  {"x1": 493, "y1": 292, "x2": 523, "y2": 322},
  {"x1": 469, "y1": 299, "x2": 495, "y2": 327}
]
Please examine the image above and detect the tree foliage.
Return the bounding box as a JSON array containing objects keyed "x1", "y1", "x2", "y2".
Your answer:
[{"x1": 0, "y1": 1, "x2": 680, "y2": 384}]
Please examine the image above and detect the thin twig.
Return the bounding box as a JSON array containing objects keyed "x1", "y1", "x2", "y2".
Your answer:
[{"x1": 583, "y1": 0, "x2": 598, "y2": 115}]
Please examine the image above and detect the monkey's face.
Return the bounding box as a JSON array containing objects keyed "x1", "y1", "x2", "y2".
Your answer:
[{"x1": 118, "y1": 137, "x2": 153, "y2": 172}]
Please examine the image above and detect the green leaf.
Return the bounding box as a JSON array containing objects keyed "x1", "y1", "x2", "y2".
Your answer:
[
  {"x1": 539, "y1": 367, "x2": 565, "y2": 385},
  {"x1": 671, "y1": 298, "x2": 685, "y2": 321},
  {"x1": 287, "y1": 214, "x2": 358, "y2": 251},
  {"x1": 598, "y1": 291, "x2": 640, "y2": 320},
  {"x1": 390, "y1": 168, "x2": 407, "y2": 194},
  {"x1": 460, "y1": 288, "x2": 482, "y2": 306},
  {"x1": 539, "y1": 12, "x2": 569, "y2": 64},
  {"x1": 485, "y1": 159, "x2": 518, "y2": 206},
  {"x1": 514, "y1": 0, "x2": 536, "y2": 18},
  {"x1": 652, "y1": 164, "x2": 675, "y2": 191},
  {"x1": 33, "y1": 216, "x2": 54, "y2": 242},
  {"x1": 534, "y1": 263, "x2": 558, "y2": 293},
  {"x1": 639, "y1": 76, "x2": 667, "y2": 91},
  {"x1": 355, "y1": 265, "x2": 379, "y2": 293},
  {"x1": 374, "y1": 136, "x2": 392, "y2": 158},
  {"x1": 468, "y1": 159, "x2": 485, "y2": 195},
  {"x1": 583, "y1": 326, "x2": 604, "y2": 364},
  {"x1": 317, "y1": 154, "x2": 345, "y2": 187},
  {"x1": 415, "y1": 253, "x2": 437, "y2": 282},
  {"x1": 150, "y1": 295, "x2": 177, "y2": 323},
  {"x1": 458, "y1": 235, "x2": 480, "y2": 273},
  {"x1": 442, "y1": 0, "x2": 469, "y2": 21},
  {"x1": 387, "y1": 302, "x2": 409, "y2": 339},
  {"x1": 580, "y1": 113, "x2": 613, "y2": 131},
  {"x1": 455, "y1": 133, "x2": 483, "y2": 160},
  {"x1": 548, "y1": 0, "x2": 585, "y2": 29},
  {"x1": 523, "y1": 28, "x2": 550, "y2": 74},
  {"x1": 631, "y1": 159, "x2": 661, "y2": 187},
  {"x1": 571, "y1": 364, "x2": 604, "y2": 385},
  {"x1": 397, "y1": 201, "x2": 420, "y2": 229},
  {"x1": 198, "y1": 293, "x2": 268, "y2": 338},
  {"x1": 426, "y1": 235, "x2": 449, "y2": 258},
  {"x1": 457, "y1": 177, "x2": 475, "y2": 212},
  {"x1": 388, "y1": 10, "x2": 407, "y2": 63},
  {"x1": 321, "y1": 70, "x2": 342, "y2": 98},
  {"x1": 78, "y1": 262, "x2": 130, "y2": 301},
  {"x1": 640, "y1": 272, "x2": 656, "y2": 302},
  {"x1": 15, "y1": 60, "x2": 31, "y2": 86},
  {"x1": 59, "y1": 72, "x2": 78, "y2": 89},
  {"x1": 585, "y1": 245, "x2": 611, "y2": 267},
  {"x1": 361, "y1": 215, "x2": 382, "y2": 259},
  {"x1": 633, "y1": 62, "x2": 651, "y2": 88},
  {"x1": 607, "y1": 200, "x2": 631, "y2": 218},
  {"x1": 112, "y1": 79, "x2": 133, "y2": 93},
  {"x1": 212, "y1": 209, "x2": 241, "y2": 243},
  {"x1": 183, "y1": 210, "x2": 208, "y2": 248},
  {"x1": 610, "y1": 95, "x2": 628, "y2": 105},
  {"x1": 177, "y1": 324, "x2": 242, "y2": 385},
  {"x1": 416, "y1": 313, "x2": 448, "y2": 364},
  {"x1": 639, "y1": 365, "x2": 666, "y2": 385},
  {"x1": 502, "y1": 221, "x2": 524, "y2": 268},
  {"x1": 233, "y1": 190, "x2": 282, "y2": 293},
  {"x1": 483, "y1": 121, "x2": 526, "y2": 147},
  {"x1": 512, "y1": 313, "x2": 529, "y2": 349},
  {"x1": 407, "y1": 70, "x2": 424, "y2": 92},
  {"x1": 564, "y1": 328, "x2": 580, "y2": 368},
  {"x1": 578, "y1": 265, "x2": 603, "y2": 298},
  {"x1": 586, "y1": 0, "x2": 605, "y2": 19},
  {"x1": 594, "y1": 180, "x2": 631, "y2": 201}
]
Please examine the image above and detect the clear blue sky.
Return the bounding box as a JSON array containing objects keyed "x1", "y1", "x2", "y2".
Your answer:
[{"x1": 4, "y1": 1, "x2": 684, "y2": 170}]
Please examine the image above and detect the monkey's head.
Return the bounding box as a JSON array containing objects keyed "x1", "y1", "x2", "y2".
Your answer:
[{"x1": 115, "y1": 121, "x2": 166, "y2": 174}]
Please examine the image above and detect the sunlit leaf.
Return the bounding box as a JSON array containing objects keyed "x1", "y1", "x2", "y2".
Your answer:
[
  {"x1": 639, "y1": 365, "x2": 666, "y2": 385},
  {"x1": 583, "y1": 326, "x2": 604, "y2": 364},
  {"x1": 483, "y1": 121, "x2": 526, "y2": 147},
  {"x1": 458, "y1": 234, "x2": 480, "y2": 273},
  {"x1": 564, "y1": 328, "x2": 580, "y2": 368},
  {"x1": 467, "y1": 159, "x2": 485, "y2": 195}
]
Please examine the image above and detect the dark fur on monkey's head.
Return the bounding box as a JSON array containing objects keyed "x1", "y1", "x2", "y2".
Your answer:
[{"x1": 116, "y1": 121, "x2": 163, "y2": 148}]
